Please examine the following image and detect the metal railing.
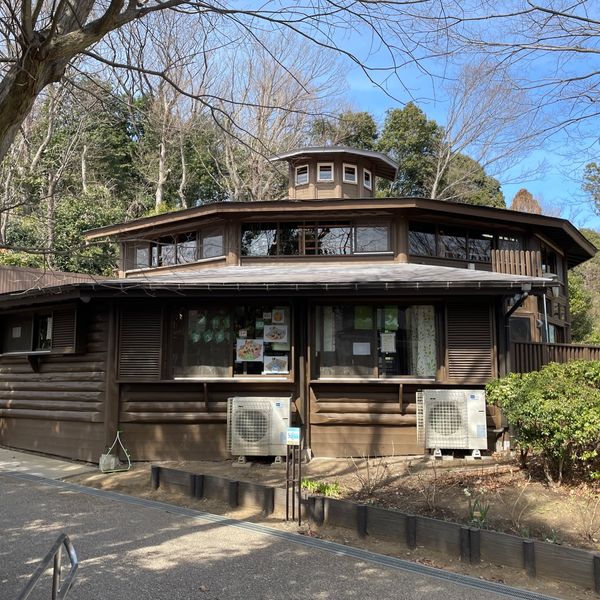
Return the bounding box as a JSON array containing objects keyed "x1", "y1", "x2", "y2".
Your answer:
[{"x1": 17, "y1": 533, "x2": 78, "y2": 600}]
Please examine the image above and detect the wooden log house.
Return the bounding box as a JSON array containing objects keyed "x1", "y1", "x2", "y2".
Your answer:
[{"x1": 0, "y1": 146, "x2": 595, "y2": 462}]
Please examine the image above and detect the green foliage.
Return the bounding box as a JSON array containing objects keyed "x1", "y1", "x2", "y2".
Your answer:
[
  {"x1": 583, "y1": 163, "x2": 600, "y2": 215},
  {"x1": 569, "y1": 228, "x2": 600, "y2": 342},
  {"x1": 569, "y1": 270, "x2": 596, "y2": 342},
  {"x1": 444, "y1": 153, "x2": 506, "y2": 208},
  {"x1": 464, "y1": 488, "x2": 491, "y2": 528},
  {"x1": 301, "y1": 478, "x2": 341, "y2": 497},
  {"x1": 377, "y1": 102, "x2": 441, "y2": 197},
  {"x1": 311, "y1": 111, "x2": 378, "y2": 150},
  {"x1": 486, "y1": 361, "x2": 600, "y2": 484}
]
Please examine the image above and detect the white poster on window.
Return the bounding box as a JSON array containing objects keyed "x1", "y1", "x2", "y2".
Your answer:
[
  {"x1": 380, "y1": 332, "x2": 396, "y2": 353},
  {"x1": 236, "y1": 339, "x2": 264, "y2": 362},
  {"x1": 264, "y1": 324, "x2": 288, "y2": 343},
  {"x1": 353, "y1": 342, "x2": 371, "y2": 356},
  {"x1": 11, "y1": 326, "x2": 21, "y2": 338}
]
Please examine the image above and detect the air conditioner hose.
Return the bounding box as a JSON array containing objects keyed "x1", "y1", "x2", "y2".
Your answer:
[{"x1": 100, "y1": 430, "x2": 132, "y2": 473}]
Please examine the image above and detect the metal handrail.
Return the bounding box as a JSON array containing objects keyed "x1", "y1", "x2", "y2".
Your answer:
[{"x1": 17, "y1": 533, "x2": 78, "y2": 600}]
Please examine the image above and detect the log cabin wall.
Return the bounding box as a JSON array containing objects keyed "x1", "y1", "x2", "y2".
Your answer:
[{"x1": 0, "y1": 303, "x2": 108, "y2": 462}]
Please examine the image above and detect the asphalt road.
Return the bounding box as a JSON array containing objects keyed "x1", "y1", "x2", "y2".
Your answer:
[{"x1": 0, "y1": 472, "x2": 555, "y2": 600}]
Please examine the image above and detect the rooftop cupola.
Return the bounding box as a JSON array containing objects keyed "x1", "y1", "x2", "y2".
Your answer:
[{"x1": 269, "y1": 146, "x2": 398, "y2": 200}]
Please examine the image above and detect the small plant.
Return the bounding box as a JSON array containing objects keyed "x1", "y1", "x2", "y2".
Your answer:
[
  {"x1": 301, "y1": 478, "x2": 341, "y2": 497},
  {"x1": 573, "y1": 491, "x2": 600, "y2": 543},
  {"x1": 349, "y1": 455, "x2": 391, "y2": 496},
  {"x1": 464, "y1": 488, "x2": 490, "y2": 528}
]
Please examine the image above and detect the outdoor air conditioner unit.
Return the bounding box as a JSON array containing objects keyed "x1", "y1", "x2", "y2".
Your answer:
[
  {"x1": 416, "y1": 389, "x2": 488, "y2": 452},
  {"x1": 227, "y1": 397, "x2": 291, "y2": 458}
]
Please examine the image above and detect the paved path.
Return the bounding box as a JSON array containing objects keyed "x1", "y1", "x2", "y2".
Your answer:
[
  {"x1": 0, "y1": 447, "x2": 96, "y2": 479},
  {"x1": 0, "y1": 471, "x2": 556, "y2": 600}
]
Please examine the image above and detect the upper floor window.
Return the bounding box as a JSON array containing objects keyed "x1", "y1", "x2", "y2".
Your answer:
[
  {"x1": 128, "y1": 227, "x2": 224, "y2": 271},
  {"x1": 363, "y1": 169, "x2": 372, "y2": 190},
  {"x1": 317, "y1": 163, "x2": 334, "y2": 182},
  {"x1": 295, "y1": 165, "x2": 309, "y2": 186},
  {"x1": 343, "y1": 164, "x2": 357, "y2": 184},
  {"x1": 241, "y1": 221, "x2": 391, "y2": 257},
  {"x1": 409, "y1": 222, "x2": 517, "y2": 263}
]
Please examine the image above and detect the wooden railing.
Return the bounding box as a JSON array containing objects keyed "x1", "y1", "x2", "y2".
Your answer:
[
  {"x1": 511, "y1": 342, "x2": 600, "y2": 373},
  {"x1": 492, "y1": 249, "x2": 543, "y2": 277}
]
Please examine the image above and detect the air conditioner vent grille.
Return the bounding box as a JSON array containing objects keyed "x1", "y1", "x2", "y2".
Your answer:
[
  {"x1": 234, "y1": 408, "x2": 269, "y2": 444},
  {"x1": 429, "y1": 401, "x2": 464, "y2": 437}
]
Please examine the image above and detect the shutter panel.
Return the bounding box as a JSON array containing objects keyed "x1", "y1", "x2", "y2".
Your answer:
[
  {"x1": 447, "y1": 303, "x2": 494, "y2": 382},
  {"x1": 118, "y1": 307, "x2": 162, "y2": 381},
  {"x1": 51, "y1": 308, "x2": 78, "y2": 353}
]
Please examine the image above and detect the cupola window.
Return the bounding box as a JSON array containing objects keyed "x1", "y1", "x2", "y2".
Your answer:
[
  {"x1": 295, "y1": 164, "x2": 309, "y2": 186},
  {"x1": 363, "y1": 169, "x2": 372, "y2": 190},
  {"x1": 317, "y1": 162, "x2": 334, "y2": 182},
  {"x1": 343, "y1": 164, "x2": 357, "y2": 184}
]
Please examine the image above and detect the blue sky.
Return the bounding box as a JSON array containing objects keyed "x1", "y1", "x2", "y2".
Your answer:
[{"x1": 343, "y1": 66, "x2": 600, "y2": 231}]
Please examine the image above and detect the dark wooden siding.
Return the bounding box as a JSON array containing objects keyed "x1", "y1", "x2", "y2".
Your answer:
[
  {"x1": 119, "y1": 382, "x2": 297, "y2": 460},
  {"x1": 309, "y1": 384, "x2": 422, "y2": 457},
  {"x1": 51, "y1": 307, "x2": 78, "y2": 352},
  {"x1": 446, "y1": 303, "x2": 494, "y2": 383},
  {"x1": 117, "y1": 307, "x2": 162, "y2": 381},
  {"x1": 0, "y1": 305, "x2": 108, "y2": 462}
]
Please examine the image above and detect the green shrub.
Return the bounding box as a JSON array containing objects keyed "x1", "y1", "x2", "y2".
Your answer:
[
  {"x1": 301, "y1": 478, "x2": 341, "y2": 497},
  {"x1": 486, "y1": 361, "x2": 600, "y2": 485}
]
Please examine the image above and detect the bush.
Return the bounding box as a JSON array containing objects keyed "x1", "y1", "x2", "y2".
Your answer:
[{"x1": 486, "y1": 361, "x2": 600, "y2": 485}]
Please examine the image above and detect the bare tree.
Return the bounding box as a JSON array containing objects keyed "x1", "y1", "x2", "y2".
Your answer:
[
  {"x1": 212, "y1": 34, "x2": 345, "y2": 200},
  {"x1": 427, "y1": 60, "x2": 538, "y2": 203}
]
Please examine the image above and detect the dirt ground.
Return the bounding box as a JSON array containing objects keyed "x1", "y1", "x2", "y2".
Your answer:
[{"x1": 68, "y1": 455, "x2": 600, "y2": 600}]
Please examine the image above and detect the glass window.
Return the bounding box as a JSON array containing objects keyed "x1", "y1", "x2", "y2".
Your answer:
[
  {"x1": 408, "y1": 223, "x2": 436, "y2": 257},
  {"x1": 156, "y1": 236, "x2": 176, "y2": 266},
  {"x1": 343, "y1": 164, "x2": 357, "y2": 184},
  {"x1": 315, "y1": 226, "x2": 352, "y2": 255},
  {"x1": 201, "y1": 229, "x2": 224, "y2": 259},
  {"x1": 355, "y1": 226, "x2": 390, "y2": 253},
  {"x1": 278, "y1": 223, "x2": 301, "y2": 255},
  {"x1": 177, "y1": 233, "x2": 197, "y2": 264},
  {"x1": 439, "y1": 227, "x2": 467, "y2": 260},
  {"x1": 172, "y1": 308, "x2": 232, "y2": 377},
  {"x1": 497, "y1": 235, "x2": 521, "y2": 251},
  {"x1": 317, "y1": 163, "x2": 334, "y2": 182},
  {"x1": 171, "y1": 305, "x2": 291, "y2": 378},
  {"x1": 363, "y1": 169, "x2": 372, "y2": 190},
  {"x1": 315, "y1": 304, "x2": 436, "y2": 379},
  {"x1": 468, "y1": 232, "x2": 493, "y2": 262},
  {"x1": 133, "y1": 243, "x2": 150, "y2": 270},
  {"x1": 295, "y1": 165, "x2": 309, "y2": 186},
  {"x1": 241, "y1": 224, "x2": 278, "y2": 256},
  {"x1": 34, "y1": 315, "x2": 52, "y2": 351},
  {"x1": 2, "y1": 315, "x2": 32, "y2": 353}
]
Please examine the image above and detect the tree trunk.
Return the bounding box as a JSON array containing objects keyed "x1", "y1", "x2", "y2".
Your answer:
[
  {"x1": 178, "y1": 135, "x2": 188, "y2": 208},
  {"x1": 155, "y1": 139, "x2": 168, "y2": 211},
  {"x1": 81, "y1": 144, "x2": 89, "y2": 194},
  {"x1": 46, "y1": 175, "x2": 57, "y2": 267}
]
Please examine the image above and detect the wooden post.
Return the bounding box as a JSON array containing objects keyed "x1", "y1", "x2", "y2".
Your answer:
[
  {"x1": 103, "y1": 301, "x2": 120, "y2": 449},
  {"x1": 523, "y1": 539, "x2": 536, "y2": 577},
  {"x1": 593, "y1": 555, "x2": 600, "y2": 594},
  {"x1": 405, "y1": 515, "x2": 417, "y2": 550},
  {"x1": 357, "y1": 505, "x2": 368, "y2": 538},
  {"x1": 263, "y1": 486, "x2": 274, "y2": 516},
  {"x1": 228, "y1": 480, "x2": 239, "y2": 508},
  {"x1": 150, "y1": 465, "x2": 160, "y2": 490},
  {"x1": 460, "y1": 526, "x2": 470, "y2": 562},
  {"x1": 469, "y1": 528, "x2": 481, "y2": 564},
  {"x1": 194, "y1": 474, "x2": 204, "y2": 499}
]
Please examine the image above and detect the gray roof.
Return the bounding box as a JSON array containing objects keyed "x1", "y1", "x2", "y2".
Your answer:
[
  {"x1": 100, "y1": 262, "x2": 551, "y2": 292},
  {"x1": 0, "y1": 262, "x2": 553, "y2": 306},
  {"x1": 269, "y1": 146, "x2": 398, "y2": 180}
]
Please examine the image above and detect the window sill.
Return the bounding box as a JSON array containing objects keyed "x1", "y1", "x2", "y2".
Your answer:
[
  {"x1": 1, "y1": 350, "x2": 51, "y2": 357},
  {"x1": 172, "y1": 376, "x2": 293, "y2": 383},
  {"x1": 311, "y1": 378, "x2": 436, "y2": 384}
]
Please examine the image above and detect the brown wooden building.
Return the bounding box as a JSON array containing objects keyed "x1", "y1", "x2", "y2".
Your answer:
[{"x1": 0, "y1": 147, "x2": 595, "y2": 463}]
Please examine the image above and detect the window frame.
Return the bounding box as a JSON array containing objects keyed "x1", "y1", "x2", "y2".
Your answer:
[
  {"x1": 170, "y1": 302, "x2": 294, "y2": 381},
  {"x1": 342, "y1": 163, "x2": 358, "y2": 184},
  {"x1": 2, "y1": 312, "x2": 54, "y2": 355},
  {"x1": 317, "y1": 162, "x2": 335, "y2": 183},
  {"x1": 312, "y1": 301, "x2": 439, "y2": 381},
  {"x1": 363, "y1": 168, "x2": 372, "y2": 190},
  {"x1": 295, "y1": 164, "x2": 309, "y2": 186}
]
